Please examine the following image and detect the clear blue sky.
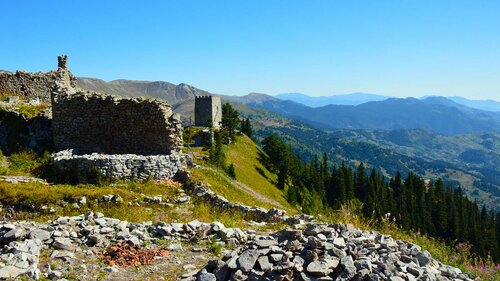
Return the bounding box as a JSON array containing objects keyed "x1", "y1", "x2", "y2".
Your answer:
[{"x1": 1, "y1": 0, "x2": 499, "y2": 100}]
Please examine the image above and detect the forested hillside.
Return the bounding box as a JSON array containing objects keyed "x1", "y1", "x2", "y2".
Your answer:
[
  {"x1": 260, "y1": 134, "x2": 500, "y2": 262},
  {"x1": 232, "y1": 103, "x2": 500, "y2": 211}
]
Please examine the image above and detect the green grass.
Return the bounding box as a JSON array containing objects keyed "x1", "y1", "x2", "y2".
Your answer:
[
  {"x1": 5, "y1": 150, "x2": 52, "y2": 176},
  {"x1": 17, "y1": 103, "x2": 49, "y2": 118},
  {"x1": 0, "y1": 148, "x2": 287, "y2": 230},
  {"x1": 226, "y1": 136, "x2": 294, "y2": 210},
  {"x1": 0, "y1": 98, "x2": 49, "y2": 118},
  {"x1": 0, "y1": 180, "x2": 281, "y2": 231},
  {"x1": 192, "y1": 166, "x2": 272, "y2": 209},
  {"x1": 0, "y1": 180, "x2": 181, "y2": 221},
  {"x1": 191, "y1": 135, "x2": 295, "y2": 213}
]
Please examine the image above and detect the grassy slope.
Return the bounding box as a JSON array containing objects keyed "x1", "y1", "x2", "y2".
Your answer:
[
  {"x1": 225, "y1": 135, "x2": 293, "y2": 211},
  {"x1": 0, "y1": 149, "x2": 283, "y2": 229},
  {"x1": 191, "y1": 135, "x2": 296, "y2": 214},
  {"x1": 0, "y1": 180, "x2": 263, "y2": 229}
]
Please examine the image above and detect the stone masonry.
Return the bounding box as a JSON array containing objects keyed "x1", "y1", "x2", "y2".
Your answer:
[
  {"x1": 0, "y1": 55, "x2": 76, "y2": 102},
  {"x1": 52, "y1": 91, "x2": 183, "y2": 155},
  {"x1": 52, "y1": 149, "x2": 188, "y2": 183},
  {"x1": 195, "y1": 95, "x2": 222, "y2": 128}
]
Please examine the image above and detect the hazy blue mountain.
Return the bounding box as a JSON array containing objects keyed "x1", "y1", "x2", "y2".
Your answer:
[
  {"x1": 420, "y1": 96, "x2": 500, "y2": 120},
  {"x1": 275, "y1": 92, "x2": 392, "y2": 107},
  {"x1": 225, "y1": 93, "x2": 310, "y2": 117},
  {"x1": 448, "y1": 96, "x2": 500, "y2": 112},
  {"x1": 235, "y1": 94, "x2": 500, "y2": 135}
]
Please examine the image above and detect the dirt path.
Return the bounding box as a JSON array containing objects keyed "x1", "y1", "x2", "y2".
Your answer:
[{"x1": 200, "y1": 166, "x2": 285, "y2": 209}]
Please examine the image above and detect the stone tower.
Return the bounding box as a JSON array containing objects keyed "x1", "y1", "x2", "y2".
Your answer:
[
  {"x1": 195, "y1": 96, "x2": 222, "y2": 129},
  {"x1": 58, "y1": 55, "x2": 68, "y2": 70}
]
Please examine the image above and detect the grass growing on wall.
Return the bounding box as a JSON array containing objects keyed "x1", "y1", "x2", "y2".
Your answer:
[{"x1": 17, "y1": 103, "x2": 49, "y2": 118}]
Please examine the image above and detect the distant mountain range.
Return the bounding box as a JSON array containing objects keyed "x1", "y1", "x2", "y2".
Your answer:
[
  {"x1": 229, "y1": 93, "x2": 500, "y2": 135},
  {"x1": 76, "y1": 77, "x2": 500, "y2": 135},
  {"x1": 73, "y1": 76, "x2": 499, "y2": 210},
  {"x1": 447, "y1": 96, "x2": 500, "y2": 112},
  {"x1": 276, "y1": 92, "x2": 500, "y2": 112},
  {"x1": 76, "y1": 77, "x2": 210, "y2": 105},
  {"x1": 275, "y1": 92, "x2": 392, "y2": 107},
  {"x1": 75, "y1": 77, "x2": 212, "y2": 122}
]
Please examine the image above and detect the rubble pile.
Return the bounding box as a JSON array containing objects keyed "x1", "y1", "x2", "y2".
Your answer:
[
  {"x1": 0, "y1": 212, "x2": 252, "y2": 280},
  {"x1": 188, "y1": 224, "x2": 473, "y2": 281}
]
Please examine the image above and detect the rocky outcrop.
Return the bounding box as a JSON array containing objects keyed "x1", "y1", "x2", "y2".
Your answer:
[{"x1": 188, "y1": 224, "x2": 473, "y2": 281}]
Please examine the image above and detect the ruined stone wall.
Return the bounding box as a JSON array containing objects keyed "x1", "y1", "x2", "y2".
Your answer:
[
  {"x1": 52, "y1": 149, "x2": 187, "y2": 183},
  {"x1": 52, "y1": 91, "x2": 183, "y2": 155},
  {"x1": 0, "y1": 71, "x2": 57, "y2": 102},
  {"x1": 0, "y1": 55, "x2": 75, "y2": 102},
  {"x1": 194, "y1": 96, "x2": 222, "y2": 128}
]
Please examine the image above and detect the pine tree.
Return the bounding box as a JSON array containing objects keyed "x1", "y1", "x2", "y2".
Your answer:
[
  {"x1": 433, "y1": 178, "x2": 448, "y2": 237},
  {"x1": 221, "y1": 103, "x2": 240, "y2": 142},
  {"x1": 320, "y1": 153, "x2": 329, "y2": 194},
  {"x1": 226, "y1": 163, "x2": 236, "y2": 179},
  {"x1": 240, "y1": 118, "x2": 253, "y2": 139},
  {"x1": 209, "y1": 132, "x2": 226, "y2": 168},
  {"x1": 355, "y1": 163, "x2": 367, "y2": 201},
  {"x1": 343, "y1": 163, "x2": 354, "y2": 202},
  {"x1": 496, "y1": 212, "x2": 500, "y2": 260},
  {"x1": 327, "y1": 165, "x2": 339, "y2": 207}
]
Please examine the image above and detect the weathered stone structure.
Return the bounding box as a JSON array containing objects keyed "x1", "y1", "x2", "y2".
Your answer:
[
  {"x1": 52, "y1": 149, "x2": 188, "y2": 183},
  {"x1": 52, "y1": 91, "x2": 183, "y2": 155},
  {"x1": 0, "y1": 55, "x2": 76, "y2": 102},
  {"x1": 45, "y1": 55, "x2": 187, "y2": 182},
  {"x1": 1, "y1": 55, "x2": 187, "y2": 181},
  {"x1": 194, "y1": 95, "x2": 222, "y2": 128}
]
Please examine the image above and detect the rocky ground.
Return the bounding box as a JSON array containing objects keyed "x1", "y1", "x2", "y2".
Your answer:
[
  {"x1": 0, "y1": 177, "x2": 477, "y2": 280},
  {"x1": 0, "y1": 211, "x2": 475, "y2": 281},
  {"x1": 185, "y1": 224, "x2": 474, "y2": 281},
  {"x1": 0, "y1": 211, "x2": 260, "y2": 280}
]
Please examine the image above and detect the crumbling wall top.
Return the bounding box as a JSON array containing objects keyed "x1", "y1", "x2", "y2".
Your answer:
[{"x1": 0, "y1": 55, "x2": 76, "y2": 102}]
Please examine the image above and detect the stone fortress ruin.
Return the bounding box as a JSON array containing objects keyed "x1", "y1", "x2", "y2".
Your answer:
[
  {"x1": 194, "y1": 95, "x2": 222, "y2": 128},
  {"x1": 0, "y1": 55, "x2": 188, "y2": 182},
  {"x1": 0, "y1": 55, "x2": 76, "y2": 102}
]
